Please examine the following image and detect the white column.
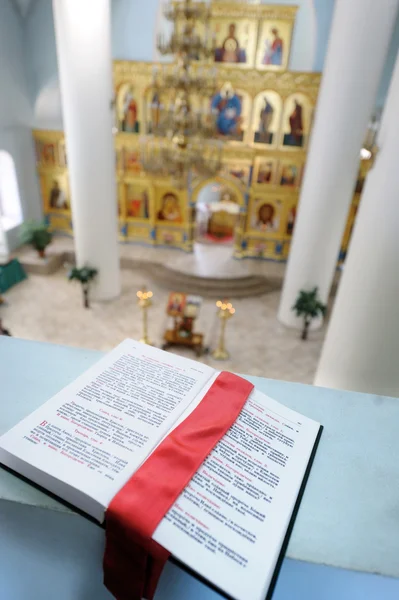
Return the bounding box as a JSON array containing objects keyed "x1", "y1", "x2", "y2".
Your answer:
[
  {"x1": 315, "y1": 51, "x2": 399, "y2": 396},
  {"x1": 0, "y1": 220, "x2": 8, "y2": 260},
  {"x1": 53, "y1": 0, "x2": 120, "y2": 300},
  {"x1": 278, "y1": 0, "x2": 398, "y2": 328}
]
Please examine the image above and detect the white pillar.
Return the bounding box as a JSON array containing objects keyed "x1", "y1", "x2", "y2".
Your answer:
[
  {"x1": 53, "y1": 0, "x2": 120, "y2": 300},
  {"x1": 315, "y1": 51, "x2": 399, "y2": 396},
  {"x1": 0, "y1": 221, "x2": 8, "y2": 260},
  {"x1": 278, "y1": 0, "x2": 398, "y2": 328}
]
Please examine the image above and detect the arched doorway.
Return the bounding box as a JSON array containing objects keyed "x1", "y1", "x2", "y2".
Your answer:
[
  {"x1": 193, "y1": 178, "x2": 242, "y2": 246},
  {"x1": 0, "y1": 151, "x2": 23, "y2": 232}
]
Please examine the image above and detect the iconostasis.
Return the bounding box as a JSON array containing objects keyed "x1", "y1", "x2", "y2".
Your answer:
[{"x1": 33, "y1": 2, "x2": 362, "y2": 262}]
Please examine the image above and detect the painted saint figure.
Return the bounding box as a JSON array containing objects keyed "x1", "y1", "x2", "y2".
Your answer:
[
  {"x1": 211, "y1": 83, "x2": 243, "y2": 139},
  {"x1": 42, "y1": 144, "x2": 56, "y2": 166},
  {"x1": 256, "y1": 203, "x2": 279, "y2": 232},
  {"x1": 167, "y1": 292, "x2": 186, "y2": 315},
  {"x1": 49, "y1": 180, "x2": 67, "y2": 210},
  {"x1": 157, "y1": 193, "x2": 182, "y2": 222},
  {"x1": 149, "y1": 90, "x2": 161, "y2": 133},
  {"x1": 257, "y1": 162, "x2": 273, "y2": 184},
  {"x1": 263, "y1": 28, "x2": 284, "y2": 66},
  {"x1": 122, "y1": 88, "x2": 139, "y2": 133},
  {"x1": 284, "y1": 99, "x2": 304, "y2": 147},
  {"x1": 215, "y1": 23, "x2": 246, "y2": 64},
  {"x1": 127, "y1": 189, "x2": 149, "y2": 219},
  {"x1": 254, "y1": 96, "x2": 274, "y2": 144},
  {"x1": 280, "y1": 165, "x2": 297, "y2": 186}
]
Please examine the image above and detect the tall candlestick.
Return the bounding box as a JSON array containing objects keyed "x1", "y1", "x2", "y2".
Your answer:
[
  {"x1": 212, "y1": 300, "x2": 235, "y2": 360},
  {"x1": 136, "y1": 287, "x2": 153, "y2": 345}
]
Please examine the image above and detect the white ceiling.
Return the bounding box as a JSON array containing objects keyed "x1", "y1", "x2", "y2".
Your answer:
[{"x1": 12, "y1": 0, "x2": 35, "y2": 18}]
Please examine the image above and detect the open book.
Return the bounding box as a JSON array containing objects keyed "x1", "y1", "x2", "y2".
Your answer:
[{"x1": 0, "y1": 339, "x2": 322, "y2": 600}]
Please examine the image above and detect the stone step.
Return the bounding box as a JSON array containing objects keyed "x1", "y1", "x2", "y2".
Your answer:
[
  {"x1": 18, "y1": 247, "x2": 283, "y2": 298},
  {"x1": 140, "y1": 262, "x2": 280, "y2": 298}
]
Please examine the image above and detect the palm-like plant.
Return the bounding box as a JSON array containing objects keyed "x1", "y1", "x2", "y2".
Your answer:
[
  {"x1": 20, "y1": 220, "x2": 52, "y2": 258},
  {"x1": 68, "y1": 266, "x2": 98, "y2": 309},
  {"x1": 292, "y1": 287, "x2": 327, "y2": 340}
]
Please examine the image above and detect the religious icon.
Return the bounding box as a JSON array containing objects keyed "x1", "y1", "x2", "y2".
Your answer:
[
  {"x1": 167, "y1": 292, "x2": 186, "y2": 316},
  {"x1": 283, "y1": 99, "x2": 304, "y2": 147},
  {"x1": 254, "y1": 96, "x2": 274, "y2": 144},
  {"x1": 257, "y1": 162, "x2": 274, "y2": 185},
  {"x1": 124, "y1": 149, "x2": 141, "y2": 174},
  {"x1": 148, "y1": 89, "x2": 162, "y2": 133},
  {"x1": 211, "y1": 83, "x2": 243, "y2": 140},
  {"x1": 121, "y1": 86, "x2": 139, "y2": 133},
  {"x1": 49, "y1": 179, "x2": 67, "y2": 210},
  {"x1": 280, "y1": 164, "x2": 298, "y2": 186},
  {"x1": 42, "y1": 143, "x2": 56, "y2": 166},
  {"x1": 262, "y1": 28, "x2": 284, "y2": 66},
  {"x1": 256, "y1": 20, "x2": 292, "y2": 71},
  {"x1": 286, "y1": 206, "x2": 296, "y2": 235},
  {"x1": 252, "y1": 90, "x2": 282, "y2": 147},
  {"x1": 58, "y1": 142, "x2": 67, "y2": 167},
  {"x1": 157, "y1": 192, "x2": 182, "y2": 222},
  {"x1": 126, "y1": 185, "x2": 149, "y2": 219},
  {"x1": 214, "y1": 23, "x2": 246, "y2": 64},
  {"x1": 254, "y1": 202, "x2": 280, "y2": 232},
  {"x1": 226, "y1": 162, "x2": 250, "y2": 186}
]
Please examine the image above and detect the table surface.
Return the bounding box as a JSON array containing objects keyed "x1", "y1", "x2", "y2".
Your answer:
[{"x1": 1, "y1": 337, "x2": 398, "y2": 580}]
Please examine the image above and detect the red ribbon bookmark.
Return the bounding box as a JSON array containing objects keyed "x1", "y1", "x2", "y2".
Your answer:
[{"x1": 103, "y1": 371, "x2": 254, "y2": 600}]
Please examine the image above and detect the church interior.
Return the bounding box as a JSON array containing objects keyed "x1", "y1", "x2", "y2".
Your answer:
[
  {"x1": 1, "y1": 1, "x2": 399, "y2": 598},
  {"x1": 1, "y1": 0, "x2": 398, "y2": 393}
]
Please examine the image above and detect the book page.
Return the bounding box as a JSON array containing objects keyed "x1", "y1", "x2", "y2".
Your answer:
[
  {"x1": 153, "y1": 388, "x2": 320, "y2": 600},
  {"x1": 0, "y1": 340, "x2": 214, "y2": 520}
]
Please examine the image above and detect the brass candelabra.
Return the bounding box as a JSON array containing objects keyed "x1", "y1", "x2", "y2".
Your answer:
[
  {"x1": 141, "y1": 0, "x2": 223, "y2": 186},
  {"x1": 136, "y1": 287, "x2": 153, "y2": 345},
  {"x1": 212, "y1": 300, "x2": 235, "y2": 360}
]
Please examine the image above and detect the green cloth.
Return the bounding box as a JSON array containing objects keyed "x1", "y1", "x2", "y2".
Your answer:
[{"x1": 0, "y1": 259, "x2": 27, "y2": 293}]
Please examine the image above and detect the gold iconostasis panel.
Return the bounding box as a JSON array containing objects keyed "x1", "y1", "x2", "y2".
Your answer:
[
  {"x1": 32, "y1": 2, "x2": 364, "y2": 263},
  {"x1": 210, "y1": 2, "x2": 297, "y2": 70}
]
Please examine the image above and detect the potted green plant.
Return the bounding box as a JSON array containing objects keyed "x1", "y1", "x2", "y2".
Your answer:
[
  {"x1": 20, "y1": 220, "x2": 52, "y2": 258},
  {"x1": 292, "y1": 287, "x2": 327, "y2": 340},
  {"x1": 68, "y1": 266, "x2": 98, "y2": 309}
]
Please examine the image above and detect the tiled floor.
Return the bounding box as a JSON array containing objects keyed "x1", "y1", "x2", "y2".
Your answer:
[{"x1": 0, "y1": 263, "x2": 326, "y2": 384}]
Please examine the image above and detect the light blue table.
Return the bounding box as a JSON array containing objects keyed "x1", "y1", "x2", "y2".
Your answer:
[{"x1": 1, "y1": 337, "x2": 399, "y2": 600}]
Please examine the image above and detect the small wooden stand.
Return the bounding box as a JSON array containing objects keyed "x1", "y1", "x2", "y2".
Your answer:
[{"x1": 162, "y1": 329, "x2": 206, "y2": 357}]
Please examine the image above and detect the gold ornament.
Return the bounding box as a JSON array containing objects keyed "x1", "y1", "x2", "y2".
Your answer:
[
  {"x1": 212, "y1": 299, "x2": 235, "y2": 360},
  {"x1": 136, "y1": 287, "x2": 153, "y2": 345},
  {"x1": 141, "y1": 0, "x2": 223, "y2": 186}
]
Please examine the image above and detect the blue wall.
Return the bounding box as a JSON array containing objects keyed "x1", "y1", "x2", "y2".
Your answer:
[
  {"x1": 25, "y1": 0, "x2": 58, "y2": 109},
  {"x1": 0, "y1": 0, "x2": 42, "y2": 249},
  {"x1": 112, "y1": 0, "x2": 160, "y2": 61},
  {"x1": 0, "y1": 0, "x2": 32, "y2": 127},
  {"x1": 313, "y1": 0, "x2": 335, "y2": 72},
  {"x1": 377, "y1": 11, "x2": 399, "y2": 107}
]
